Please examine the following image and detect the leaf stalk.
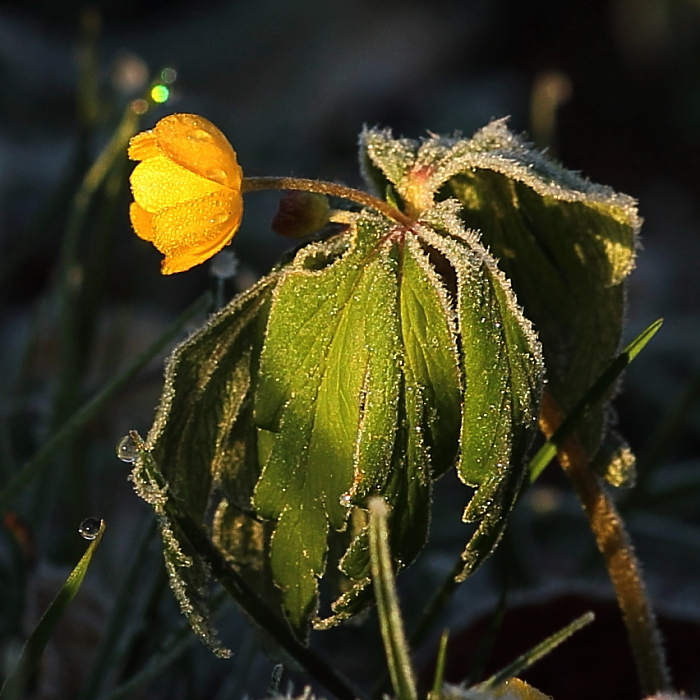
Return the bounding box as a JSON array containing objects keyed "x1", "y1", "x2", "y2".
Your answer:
[{"x1": 241, "y1": 176, "x2": 414, "y2": 228}]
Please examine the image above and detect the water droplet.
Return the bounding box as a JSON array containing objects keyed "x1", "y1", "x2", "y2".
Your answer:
[
  {"x1": 191, "y1": 129, "x2": 212, "y2": 142},
  {"x1": 339, "y1": 493, "x2": 352, "y2": 507},
  {"x1": 116, "y1": 434, "x2": 138, "y2": 463},
  {"x1": 78, "y1": 517, "x2": 102, "y2": 540},
  {"x1": 205, "y1": 168, "x2": 227, "y2": 183}
]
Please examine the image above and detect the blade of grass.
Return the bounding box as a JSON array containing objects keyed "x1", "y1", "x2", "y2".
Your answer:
[
  {"x1": 0, "y1": 520, "x2": 106, "y2": 700},
  {"x1": 529, "y1": 318, "x2": 663, "y2": 481},
  {"x1": 51, "y1": 100, "x2": 142, "y2": 430},
  {"x1": 0, "y1": 293, "x2": 210, "y2": 514},
  {"x1": 479, "y1": 612, "x2": 594, "y2": 690},
  {"x1": 368, "y1": 496, "x2": 418, "y2": 700},
  {"x1": 429, "y1": 630, "x2": 449, "y2": 699},
  {"x1": 78, "y1": 516, "x2": 157, "y2": 700}
]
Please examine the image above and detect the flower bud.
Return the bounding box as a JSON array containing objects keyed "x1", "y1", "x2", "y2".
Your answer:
[{"x1": 271, "y1": 191, "x2": 330, "y2": 238}]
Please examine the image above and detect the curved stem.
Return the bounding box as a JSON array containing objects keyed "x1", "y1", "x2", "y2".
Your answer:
[
  {"x1": 539, "y1": 390, "x2": 671, "y2": 696},
  {"x1": 241, "y1": 176, "x2": 414, "y2": 229}
]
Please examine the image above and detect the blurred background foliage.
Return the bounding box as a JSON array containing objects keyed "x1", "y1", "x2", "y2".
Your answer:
[{"x1": 1, "y1": 1, "x2": 700, "y2": 698}]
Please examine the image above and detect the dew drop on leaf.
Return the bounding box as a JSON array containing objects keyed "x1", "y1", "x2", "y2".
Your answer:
[
  {"x1": 78, "y1": 517, "x2": 102, "y2": 540},
  {"x1": 116, "y1": 434, "x2": 139, "y2": 463}
]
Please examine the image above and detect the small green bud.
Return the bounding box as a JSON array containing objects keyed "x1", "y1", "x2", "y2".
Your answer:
[{"x1": 271, "y1": 191, "x2": 331, "y2": 238}]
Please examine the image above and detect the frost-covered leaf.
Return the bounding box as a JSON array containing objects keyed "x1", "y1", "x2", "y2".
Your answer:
[
  {"x1": 136, "y1": 122, "x2": 610, "y2": 642},
  {"x1": 362, "y1": 121, "x2": 638, "y2": 458},
  {"x1": 419, "y1": 203, "x2": 543, "y2": 576},
  {"x1": 252, "y1": 211, "x2": 461, "y2": 633},
  {"x1": 147, "y1": 274, "x2": 280, "y2": 519},
  {"x1": 134, "y1": 273, "x2": 288, "y2": 638},
  {"x1": 252, "y1": 214, "x2": 403, "y2": 633}
]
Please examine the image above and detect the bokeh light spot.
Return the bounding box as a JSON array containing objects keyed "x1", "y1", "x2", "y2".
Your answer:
[
  {"x1": 161, "y1": 67, "x2": 178, "y2": 84},
  {"x1": 150, "y1": 85, "x2": 170, "y2": 104}
]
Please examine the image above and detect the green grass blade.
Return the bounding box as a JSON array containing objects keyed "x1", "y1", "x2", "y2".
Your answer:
[
  {"x1": 78, "y1": 517, "x2": 157, "y2": 700},
  {"x1": 430, "y1": 630, "x2": 450, "y2": 698},
  {"x1": 52, "y1": 101, "x2": 142, "y2": 430},
  {"x1": 368, "y1": 496, "x2": 418, "y2": 700},
  {"x1": 480, "y1": 612, "x2": 594, "y2": 690},
  {"x1": 0, "y1": 520, "x2": 106, "y2": 700},
  {"x1": 0, "y1": 294, "x2": 210, "y2": 513},
  {"x1": 529, "y1": 318, "x2": 663, "y2": 481}
]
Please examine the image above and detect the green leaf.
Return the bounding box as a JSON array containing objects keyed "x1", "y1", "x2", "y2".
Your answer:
[
  {"x1": 418, "y1": 203, "x2": 543, "y2": 578},
  {"x1": 332, "y1": 234, "x2": 463, "y2": 621},
  {"x1": 130, "y1": 434, "x2": 365, "y2": 700},
  {"x1": 252, "y1": 213, "x2": 403, "y2": 633},
  {"x1": 399, "y1": 235, "x2": 462, "y2": 477},
  {"x1": 147, "y1": 275, "x2": 279, "y2": 520},
  {"x1": 360, "y1": 127, "x2": 418, "y2": 199},
  {"x1": 130, "y1": 432, "x2": 231, "y2": 659},
  {"x1": 0, "y1": 521, "x2": 105, "y2": 700},
  {"x1": 251, "y1": 208, "x2": 473, "y2": 632},
  {"x1": 362, "y1": 121, "x2": 639, "y2": 459},
  {"x1": 444, "y1": 126, "x2": 637, "y2": 459}
]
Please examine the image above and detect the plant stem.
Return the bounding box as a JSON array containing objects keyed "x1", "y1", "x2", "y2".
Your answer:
[
  {"x1": 538, "y1": 390, "x2": 671, "y2": 696},
  {"x1": 241, "y1": 176, "x2": 414, "y2": 228}
]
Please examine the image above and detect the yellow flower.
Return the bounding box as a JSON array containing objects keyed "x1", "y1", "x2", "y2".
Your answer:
[{"x1": 128, "y1": 113, "x2": 243, "y2": 274}]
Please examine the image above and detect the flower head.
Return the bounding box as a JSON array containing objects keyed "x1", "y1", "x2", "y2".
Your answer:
[{"x1": 128, "y1": 113, "x2": 243, "y2": 274}]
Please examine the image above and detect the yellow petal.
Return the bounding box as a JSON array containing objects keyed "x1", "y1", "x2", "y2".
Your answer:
[
  {"x1": 153, "y1": 114, "x2": 242, "y2": 190},
  {"x1": 129, "y1": 202, "x2": 155, "y2": 241},
  {"x1": 130, "y1": 156, "x2": 224, "y2": 213},
  {"x1": 150, "y1": 189, "x2": 243, "y2": 273},
  {"x1": 127, "y1": 131, "x2": 160, "y2": 161}
]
